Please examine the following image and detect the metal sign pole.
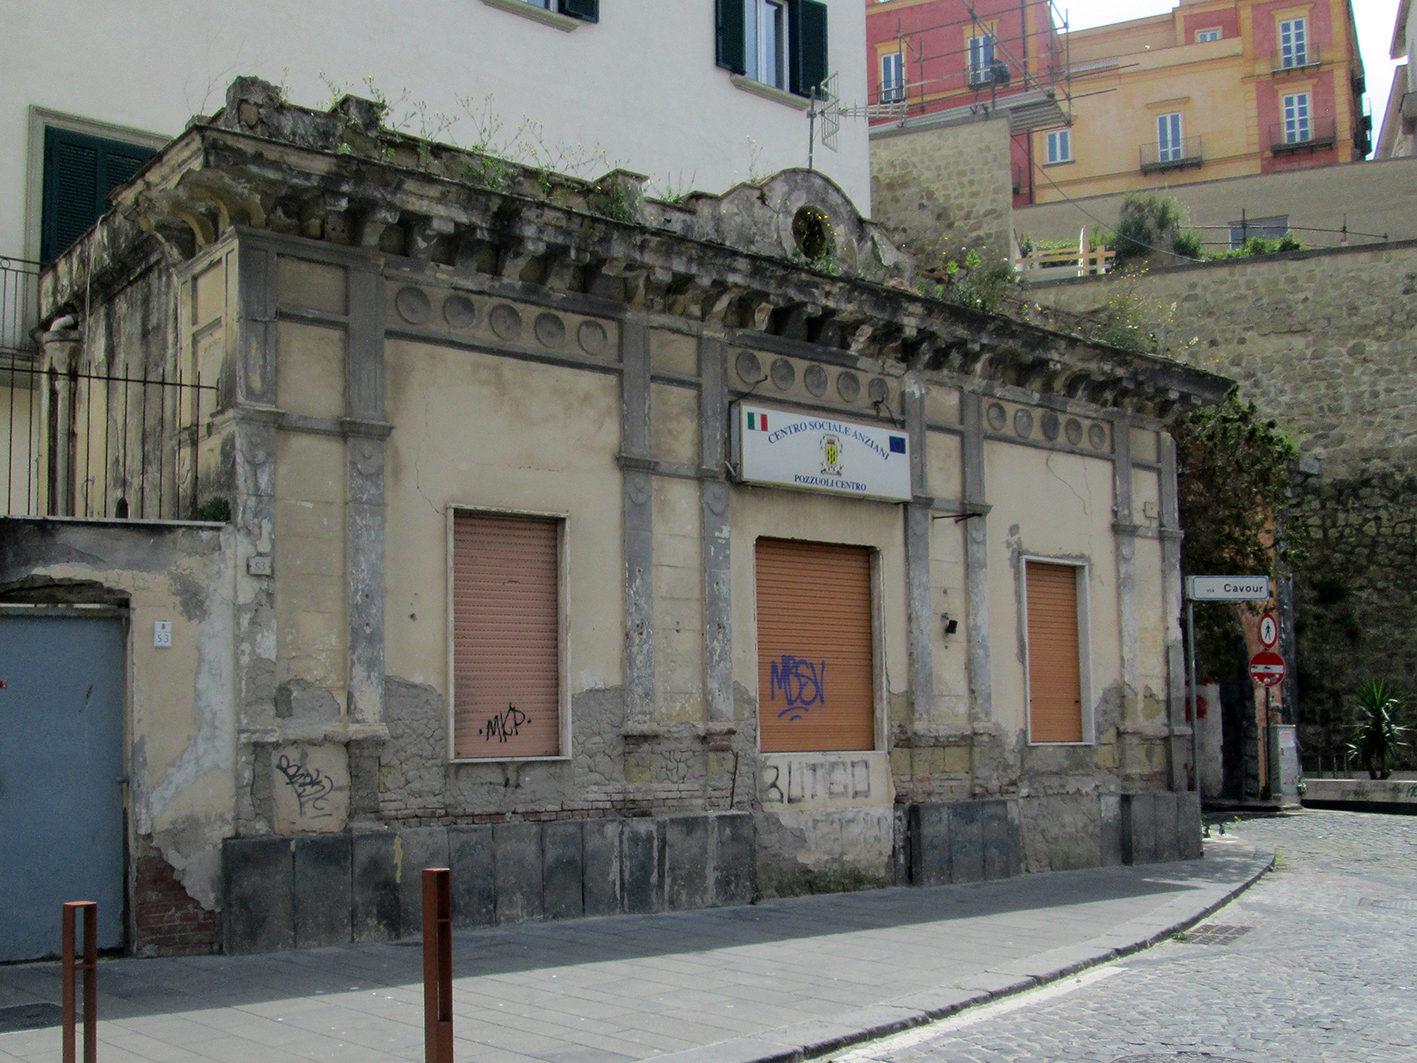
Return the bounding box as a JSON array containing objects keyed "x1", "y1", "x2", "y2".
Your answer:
[{"x1": 1187, "y1": 598, "x2": 1199, "y2": 794}]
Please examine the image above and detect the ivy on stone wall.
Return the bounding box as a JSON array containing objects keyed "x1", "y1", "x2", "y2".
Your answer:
[{"x1": 1174, "y1": 396, "x2": 1302, "y2": 679}]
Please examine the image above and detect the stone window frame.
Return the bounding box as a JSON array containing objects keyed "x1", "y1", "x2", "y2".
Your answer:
[
  {"x1": 480, "y1": 0, "x2": 588, "y2": 33},
  {"x1": 1018, "y1": 554, "x2": 1096, "y2": 747},
  {"x1": 445, "y1": 504, "x2": 573, "y2": 764}
]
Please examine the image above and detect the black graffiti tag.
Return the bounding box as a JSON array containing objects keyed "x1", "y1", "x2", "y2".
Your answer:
[
  {"x1": 275, "y1": 754, "x2": 335, "y2": 817},
  {"x1": 479, "y1": 703, "x2": 529, "y2": 743}
]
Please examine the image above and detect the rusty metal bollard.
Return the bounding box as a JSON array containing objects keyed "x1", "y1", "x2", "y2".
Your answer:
[
  {"x1": 61, "y1": 901, "x2": 97, "y2": 1063},
  {"x1": 422, "y1": 868, "x2": 453, "y2": 1063}
]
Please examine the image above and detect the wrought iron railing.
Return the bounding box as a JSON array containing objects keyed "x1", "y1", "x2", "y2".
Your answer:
[
  {"x1": 0, "y1": 256, "x2": 41, "y2": 359},
  {"x1": 1269, "y1": 114, "x2": 1338, "y2": 152},
  {"x1": 1, "y1": 363, "x2": 218, "y2": 519},
  {"x1": 1139, "y1": 135, "x2": 1204, "y2": 173},
  {"x1": 1272, "y1": 42, "x2": 1321, "y2": 73}
]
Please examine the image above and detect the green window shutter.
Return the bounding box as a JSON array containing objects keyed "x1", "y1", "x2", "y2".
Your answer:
[
  {"x1": 716, "y1": 0, "x2": 746, "y2": 75},
  {"x1": 788, "y1": 0, "x2": 829, "y2": 98},
  {"x1": 557, "y1": 0, "x2": 597, "y2": 22},
  {"x1": 41, "y1": 127, "x2": 156, "y2": 264}
]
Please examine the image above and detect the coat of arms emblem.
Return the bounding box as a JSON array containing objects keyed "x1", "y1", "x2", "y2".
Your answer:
[{"x1": 820, "y1": 433, "x2": 843, "y2": 477}]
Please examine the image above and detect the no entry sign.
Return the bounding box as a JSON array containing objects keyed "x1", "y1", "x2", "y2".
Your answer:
[{"x1": 1250, "y1": 650, "x2": 1286, "y2": 687}]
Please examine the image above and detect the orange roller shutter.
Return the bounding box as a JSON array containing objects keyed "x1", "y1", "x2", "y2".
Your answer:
[
  {"x1": 452, "y1": 512, "x2": 560, "y2": 758},
  {"x1": 1026, "y1": 561, "x2": 1083, "y2": 743},
  {"x1": 756, "y1": 538, "x2": 875, "y2": 753}
]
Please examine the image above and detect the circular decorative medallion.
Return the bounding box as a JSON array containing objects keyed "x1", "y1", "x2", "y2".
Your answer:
[
  {"x1": 395, "y1": 286, "x2": 430, "y2": 325},
  {"x1": 867, "y1": 378, "x2": 890, "y2": 404},
  {"x1": 489, "y1": 304, "x2": 522, "y2": 341},
  {"x1": 534, "y1": 312, "x2": 566, "y2": 349},
  {"x1": 986, "y1": 402, "x2": 1007, "y2": 432},
  {"x1": 836, "y1": 372, "x2": 861, "y2": 402},
  {"x1": 803, "y1": 364, "x2": 828, "y2": 396},
  {"x1": 1089, "y1": 422, "x2": 1109, "y2": 450},
  {"x1": 735, "y1": 351, "x2": 765, "y2": 384},
  {"x1": 1041, "y1": 410, "x2": 1061, "y2": 441},
  {"x1": 770, "y1": 358, "x2": 796, "y2": 390},
  {"x1": 1014, "y1": 408, "x2": 1034, "y2": 438},
  {"x1": 442, "y1": 294, "x2": 477, "y2": 329},
  {"x1": 1065, "y1": 418, "x2": 1084, "y2": 446},
  {"x1": 578, "y1": 320, "x2": 609, "y2": 355}
]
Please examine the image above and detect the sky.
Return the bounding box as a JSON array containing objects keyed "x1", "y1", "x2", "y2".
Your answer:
[{"x1": 1056, "y1": 1, "x2": 1403, "y2": 157}]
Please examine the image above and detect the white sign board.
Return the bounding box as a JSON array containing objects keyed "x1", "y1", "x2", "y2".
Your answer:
[
  {"x1": 1187, "y1": 575, "x2": 1270, "y2": 601},
  {"x1": 735, "y1": 404, "x2": 911, "y2": 502}
]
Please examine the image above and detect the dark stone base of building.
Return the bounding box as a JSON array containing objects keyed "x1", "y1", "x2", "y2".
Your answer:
[
  {"x1": 220, "y1": 794, "x2": 1201, "y2": 954},
  {"x1": 221, "y1": 811, "x2": 755, "y2": 954}
]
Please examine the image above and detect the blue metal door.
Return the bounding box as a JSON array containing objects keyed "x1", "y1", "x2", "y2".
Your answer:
[{"x1": 0, "y1": 613, "x2": 125, "y2": 961}]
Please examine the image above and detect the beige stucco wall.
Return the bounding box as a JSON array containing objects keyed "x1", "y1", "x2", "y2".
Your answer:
[
  {"x1": 983, "y1": 440, "x2": 1121, "y2": 750},
  {"x1": 383, "y1": 335, "x2": 625, "y2": 710},
  {"x1": 0, "y1": 381, "x2": 39, "y2": 515}
]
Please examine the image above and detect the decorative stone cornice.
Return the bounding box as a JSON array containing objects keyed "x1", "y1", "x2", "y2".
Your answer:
[{"x1": 40, "y1": 77, "x2": 1233, "y2": 422}]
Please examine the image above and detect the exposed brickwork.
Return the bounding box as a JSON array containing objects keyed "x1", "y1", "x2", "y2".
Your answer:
[{"x1": 133, "y1": 838, "x2": 217, "y2": 957}]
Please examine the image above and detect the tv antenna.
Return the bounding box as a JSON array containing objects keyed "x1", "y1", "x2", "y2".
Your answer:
[{"x1": 807, "y1": 73, "x2": 840, "y2": 170}]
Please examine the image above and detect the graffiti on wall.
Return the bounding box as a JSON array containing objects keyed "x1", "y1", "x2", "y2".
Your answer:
[
  {"x1": 271, "y1": 744, "x2": 349, "y2": 834},
  {"x1": 478, "y1": 703, "x2": 529, "y2": 743},
  {"x1": 759, "y1": 751, "x2": 892, "y2": 810},
  {"x1": 768, "y1": 655, "x2": 827, "y2": 720},
  {"x1": 275, "y1": 754, "x2": 335, "y2": 817}
]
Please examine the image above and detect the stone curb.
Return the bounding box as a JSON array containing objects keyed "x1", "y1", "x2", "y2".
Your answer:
[{"x1": 654, "y1": 843, "x2": 1276, "y2": 1063}]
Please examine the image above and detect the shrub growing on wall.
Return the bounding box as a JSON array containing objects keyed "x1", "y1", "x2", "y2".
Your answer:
[{"x1": 1174, "y1": 396, "x2": 1301, "y2": 678}]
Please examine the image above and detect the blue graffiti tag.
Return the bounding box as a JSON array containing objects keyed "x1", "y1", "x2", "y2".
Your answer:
[{"x1": 770, "y1": 655, "x2": 827, "y2": 721}]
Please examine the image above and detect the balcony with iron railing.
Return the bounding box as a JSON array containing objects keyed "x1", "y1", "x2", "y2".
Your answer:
[
  {"x1": 1, "y1": 256, "x2": 40, "y2": 361},
  {"x1": 1139, "y1": 135, "x2": 1204, "y2": 174},
  {"x1": 1272, "y1": 42, "x2": 1321, "y2": 75},
  {"x1": 1270, "y1": 114, "x2": 1338, "y2": 153}
]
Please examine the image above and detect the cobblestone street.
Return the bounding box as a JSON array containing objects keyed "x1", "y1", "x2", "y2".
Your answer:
[{"x1": 831, "y1": 810, "x2": 1417, "y2": 1063}]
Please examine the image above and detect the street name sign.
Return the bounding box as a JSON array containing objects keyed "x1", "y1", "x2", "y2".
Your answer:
[
  {"x1": 1249, "y1": 650, "x2": 1286, "y2": 687},
  {"x1": 1187, "y1": 576, "x2": 1270, "y2": 601}
]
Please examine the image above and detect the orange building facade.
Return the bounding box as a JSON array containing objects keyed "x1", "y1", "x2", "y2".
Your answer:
[{"x1": 1033, "y1": 0, "x2": 1370, "y2": 203}]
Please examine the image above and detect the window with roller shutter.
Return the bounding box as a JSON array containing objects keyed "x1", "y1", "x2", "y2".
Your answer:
[
  {"x1": 1024, "y1": 560, "x2": 1088, "y2": 744},
  {"x1": 755, "y1": 538, "x2": 876, "y2": 753},
  {"x1": 450, "y1": 510, "x2": 564, "y2": 760},
  {"x1": 41, "y1": 126, "x2": 155, "y2": 264}
]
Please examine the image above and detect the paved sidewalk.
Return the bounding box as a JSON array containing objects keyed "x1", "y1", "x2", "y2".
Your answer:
[{"x1": 0, "y1": 838, "x2": 1270, "y2": 1063}]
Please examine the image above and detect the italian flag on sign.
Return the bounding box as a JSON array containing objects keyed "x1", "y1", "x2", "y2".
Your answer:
[{"x1": 746, "y1": 411, "x2": 768, "y2": 431}]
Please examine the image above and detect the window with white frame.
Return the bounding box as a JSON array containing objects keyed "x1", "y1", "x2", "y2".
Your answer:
[
  {"x1": 1157, "y1": 112, "x2": 1184, "y2": 162},
  {"x1": 715, "y1": 0, "x2": 829, "y2": 99},
  {"x1": 880, "y1": 51, "x2": 905, "y2": 102},
  {"x1": 1196, "y1": 28, "x2": 1220, "y2": 43},
  {"x1": 1282, "y1": 92, "x2": 1312, "y2": 143},
  {"x1": 967, "y1": 33, "x2": 996, "y2": 85},
  {"x1": 1046, "y1": 129, "x2": 1071, "y2": 163},
  {"x1": 748, "y1": 0, "x2": 789, "y2": 89},
  {"x1": 1279, "y1": 18, "x2": 1307, "y2": 67}
]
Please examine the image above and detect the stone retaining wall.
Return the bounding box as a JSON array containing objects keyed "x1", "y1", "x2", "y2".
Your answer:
[{"x1": 1027, "y1": 242, "x2": 1417, "y2": 761}]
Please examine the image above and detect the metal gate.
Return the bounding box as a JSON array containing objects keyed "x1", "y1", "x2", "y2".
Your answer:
[{"x1": 0, "y1": 612, "x2": 125, "y2": 961}]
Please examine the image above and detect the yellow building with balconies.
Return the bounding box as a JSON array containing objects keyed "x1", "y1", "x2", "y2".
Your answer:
[{"x1": 1031, "y1": 0, "x2": 1369, "y2": 204}]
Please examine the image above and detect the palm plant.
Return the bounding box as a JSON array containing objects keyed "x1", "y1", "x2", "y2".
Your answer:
[{"x1": 1347, "y1": 681, "x2": 1408, "y2": 780}]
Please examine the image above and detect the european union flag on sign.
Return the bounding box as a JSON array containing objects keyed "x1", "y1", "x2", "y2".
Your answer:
[{"x1": 889, "y1": 436, "x2": 906, "y2": 454}]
